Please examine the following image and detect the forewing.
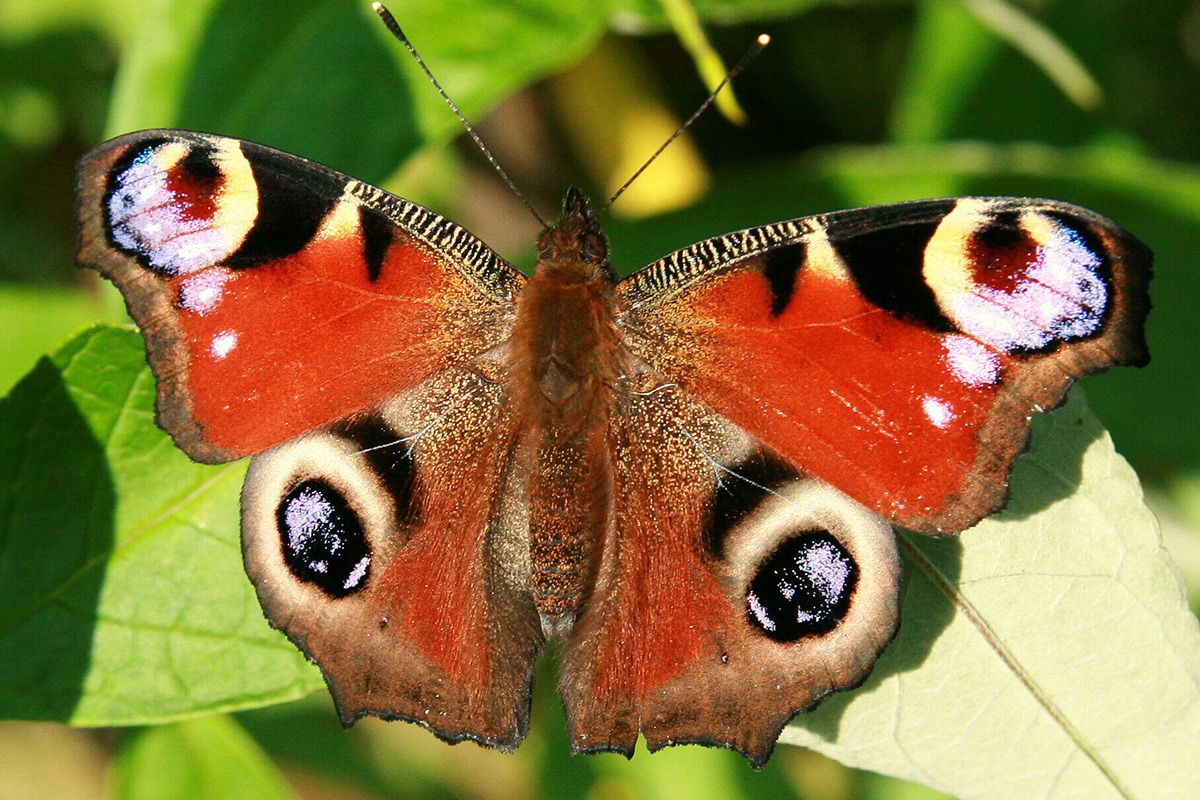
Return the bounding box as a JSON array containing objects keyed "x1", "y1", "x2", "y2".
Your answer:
[
  {"x1": 616, "y1": 197, "x2": 1151, "y2": 533},
  {"x1": 77, "y1": 129, "x2": 524, "y2": 462},
  {"x1": 241, "y1": 363, "x2": 542, "y2": 747}
]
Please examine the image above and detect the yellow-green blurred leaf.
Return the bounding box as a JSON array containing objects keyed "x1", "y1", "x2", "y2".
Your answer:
[{"x1": 114, "y1": 715, "x2": 299, "y2": 800}]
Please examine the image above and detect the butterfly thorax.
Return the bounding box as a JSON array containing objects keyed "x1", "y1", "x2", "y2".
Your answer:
[{"x1": 510, "y1": 189, "x2": 623, "y2": 638}]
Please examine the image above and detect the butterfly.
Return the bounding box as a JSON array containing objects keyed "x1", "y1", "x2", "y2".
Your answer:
[{"x1": 75, "y1": 127, "x2": 1150, "y2": 766}]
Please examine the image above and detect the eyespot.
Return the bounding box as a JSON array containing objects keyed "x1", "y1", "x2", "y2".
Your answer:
[
  {"x1": 718, "y1": 476, "x2": 899, "y2": 654},
  {"x1": 746, "y1": 530, "x2": 858, "y2": 641},
  {"x1": 276, "y1": 479, "x2": 371, "y2": 597},
  {"x1": 105, "y1": 137, "x2": 256, "y2": 275}
]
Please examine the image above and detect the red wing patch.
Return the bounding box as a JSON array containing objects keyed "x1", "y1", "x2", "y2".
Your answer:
[{"x1": 559, "y1": 386, "x2": 901, "y2": 765}]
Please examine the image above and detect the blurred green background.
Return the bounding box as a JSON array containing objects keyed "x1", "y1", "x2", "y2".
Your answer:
[{"x1": 1, "y1": 0, "x2": 1198, "y2": 798}]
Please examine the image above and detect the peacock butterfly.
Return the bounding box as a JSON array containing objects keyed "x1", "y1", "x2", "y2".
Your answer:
[{"x1": 74, "y1": 44, "x2": 1150, "y2": 770}]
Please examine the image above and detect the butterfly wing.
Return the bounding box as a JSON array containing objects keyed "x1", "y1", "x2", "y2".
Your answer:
[
  {"x1": 560, "y1": 383, "x2": 901, "y2": 764},
  {"x1": 77, "y1": 130, "x2": 524, "y2": 462},
  {"x1": 615, "y1": 197, "x2": 1151, "y2": 533},
  {"x1": 78, "y1": 131, "x2": 541, "y2": 746},
  {"x1": 241, "y1": 365, "x2": 542, "y2": 746},
  {"x1": 559, "y1": 197, "x2": 1150, "y2": 764}
]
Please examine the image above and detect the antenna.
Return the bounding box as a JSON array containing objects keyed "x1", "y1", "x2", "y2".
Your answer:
[
  {"x1": 601, "y1": 33, "x2": 771, "y2": 215},
  {"x1": 372, "y1": 3, "x2": 548, "y2": 228}
]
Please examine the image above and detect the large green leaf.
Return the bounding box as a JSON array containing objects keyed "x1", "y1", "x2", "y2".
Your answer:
[
  {"x1": 782, "y1": 391, "x2": 1200, "y2": 799},
  {"x1": 0, "y1": 326, "x2": 322, "y2": 725},
  {"x1": 114, "y1": 714, "x2": 299, "y2": 800}
]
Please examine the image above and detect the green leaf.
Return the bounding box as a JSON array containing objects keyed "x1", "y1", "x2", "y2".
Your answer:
[
  {"x1": 0, "y1": 0, "x2": 119, "y2": 40},
  {"x1": 892, "y1": 0, "x2": 1103, "y2": 143},
  {"x1": 657, "y1": 0, "x2": 749, "y2": 124},
  {"x1": 175, "y1": 0, "x2": 412, "y2": 181},
  {"x1": 104, "y1": 0, "x2": 607, "y2": 183},
  {"x1": 114, "y1": 714, "x2": 299, "y2": 800},
  {"x1": 781, "y1": 391, "x2": 1200, "y2": 799},
  {"x1": 609, "y1": 0, "x2": 834, "y2": 30},
  {"x1": 0, "y1": 326, "x2": 323, "y2": 726},
  {"x1": 889, "y1": 0, "x2": 1000, "y2": 143},
  {"x1": 595, "y1": 739, "x2": 747, "y2": 799},
  {"x1": 960, "y1": 0, "x2": 1101, "y2": 110},
  {"x1": 386, "y1": 0, "x2": 608, "y2": 139},
  {"x1": 103, "y1": 0, "x2": 223, "y2": 136}
]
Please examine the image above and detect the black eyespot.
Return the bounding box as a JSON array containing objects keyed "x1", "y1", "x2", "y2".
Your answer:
[
  {"x1": 746, "y1": 531, "x2": 858, "y2": 642},
  {"x1": 277, "y1": 480, "x2": 371, "y2": 598}
]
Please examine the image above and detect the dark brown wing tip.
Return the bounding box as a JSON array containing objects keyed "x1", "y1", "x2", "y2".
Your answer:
[
  {"x1": 566, "y1": 727, "x2": 777, "y2": 770},
  {"x1": 566, "y1": 600, "x2": 903, "y2": 768},
  {"x1": 1101, "y1": 220, "x2": 1153, "y2": 368},
  {"x1": 645, "y1": 616, "x2": 902, "y2": 769},
  {"x1": 645, "y1": 735, "x2": 775, "y2": 771}
]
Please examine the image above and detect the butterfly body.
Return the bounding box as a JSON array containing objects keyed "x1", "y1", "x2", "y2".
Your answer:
[
  {"x1": 76, "y1": 129, "x2": 1150, "y2": 766},
  {"x1": 510, "y1": 187, "x2": 621, "y2": 632}
]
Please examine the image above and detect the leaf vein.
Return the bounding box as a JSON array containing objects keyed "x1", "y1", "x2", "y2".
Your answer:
[{"x1": 899, "y1": 532, "x2": 1136, "y2": 799}]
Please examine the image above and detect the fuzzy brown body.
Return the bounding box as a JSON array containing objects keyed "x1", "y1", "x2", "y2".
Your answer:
[{"x1": 509, "y1": 190, "x2": 623, "y2": 632}]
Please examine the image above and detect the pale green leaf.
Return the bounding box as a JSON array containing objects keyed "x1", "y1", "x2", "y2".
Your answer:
[
  {"x1": 0, "y1": 326, "x2": 323, "y2": 725},
  {"x1": 781, "y1": 391, "x2": 1200, "y2": 799},
  {"x1": 114, "y1": 714, "x2": 299, "y2": 800},
  {"x1": 657, "y1": 0, "x2": 749, "y2": 124}
]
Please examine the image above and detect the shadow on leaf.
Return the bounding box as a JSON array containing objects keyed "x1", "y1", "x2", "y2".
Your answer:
[{"x1": 0, "y1": 354, "x2": 114, "y2": 722}]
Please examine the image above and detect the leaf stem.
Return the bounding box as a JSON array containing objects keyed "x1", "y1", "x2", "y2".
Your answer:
[{"x1": 962, "y1": 0, "x2": 1103, "y2": 110}]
